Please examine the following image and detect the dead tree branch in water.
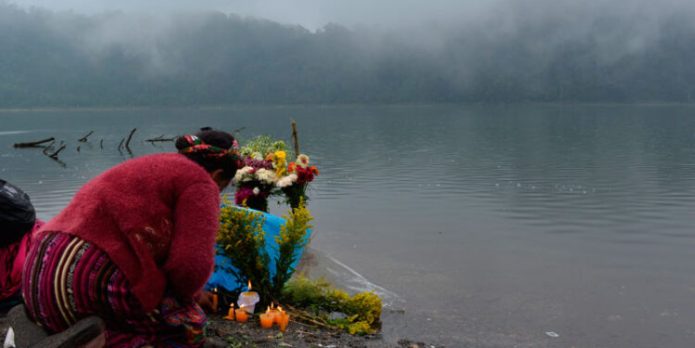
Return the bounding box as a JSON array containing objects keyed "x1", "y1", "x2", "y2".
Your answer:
[
  {"x1": 13, "y1": 137, "x2": 55, "y2": 148},
  {"x1": 291, "y1": 120, "x2": 300, "y2": 156},
  {"x1": 42, "y1": 141, "x2": 56, "y2": 155},
  {"x1": 125, "y1": 128, "x2": 137, "y2": 152},
  {"x1": 145, "y1": 135, "x2": 176, "y2": 143},
  {"x1": 46, "y1": 144, "x2": 66, "y2": 159},
  {"x1": 78, "y1": 131, "x2": 94, "y2": 142}
]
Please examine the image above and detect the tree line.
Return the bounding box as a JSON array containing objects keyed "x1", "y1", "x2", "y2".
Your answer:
[{"x1": 0, "y1": 3, "x2": 694, "y2": 106}]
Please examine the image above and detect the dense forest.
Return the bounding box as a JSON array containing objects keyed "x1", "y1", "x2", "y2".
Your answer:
[{"x1": 0, "y1": 2, "x2": 694, "y2": 106}]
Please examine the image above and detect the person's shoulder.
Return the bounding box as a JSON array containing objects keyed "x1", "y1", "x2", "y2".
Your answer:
[
  {"x1": 126, "y1": 153, "x2": 201, "y2": 172},
  {"x1": 100, "y1": 153, "x2": 208, "y2": 186}
]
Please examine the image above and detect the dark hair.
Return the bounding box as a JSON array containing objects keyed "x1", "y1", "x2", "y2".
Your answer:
[
  {"x1": 176, "y1": 128, "x2": 239, "y2": 180},
  {"x1": 0, "y1": 179, "x2": 36, "y2": 247}
]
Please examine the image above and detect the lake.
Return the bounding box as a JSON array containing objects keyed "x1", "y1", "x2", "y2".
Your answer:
[{"x1": 2, "y1": 104, "x2": 695, "y2": 347}]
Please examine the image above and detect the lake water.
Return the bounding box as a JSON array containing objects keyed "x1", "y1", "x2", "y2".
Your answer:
[{"x1": 3, "y1": 104, "x2": 695, "y2": 347}]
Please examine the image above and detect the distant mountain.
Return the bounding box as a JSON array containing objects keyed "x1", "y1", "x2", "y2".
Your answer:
[{"x1": 1, "y1": 3, "x2": 694, "y2": 106}]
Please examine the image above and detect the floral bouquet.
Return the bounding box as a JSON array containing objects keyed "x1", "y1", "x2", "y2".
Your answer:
[
  {"x1": 276, "y1": 154, "x2": 319, "y2": 209},
  {"x1": 234, "y1": 135, "x2": 318, "y2": 211}
]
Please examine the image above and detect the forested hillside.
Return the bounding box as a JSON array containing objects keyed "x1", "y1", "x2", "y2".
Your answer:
[{"x1": 1, "y1": 2, "x2": 694, "y2": 106}]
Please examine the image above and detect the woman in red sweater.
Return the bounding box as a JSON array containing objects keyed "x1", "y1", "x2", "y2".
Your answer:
[{"x1": 22, "y1": 128, "x2": 238, "y2": 347}]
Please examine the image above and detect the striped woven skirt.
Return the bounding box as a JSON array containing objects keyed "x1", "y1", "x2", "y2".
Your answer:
[{"x1": 22, "y1": 232, "x2": 206, "y2": 347}]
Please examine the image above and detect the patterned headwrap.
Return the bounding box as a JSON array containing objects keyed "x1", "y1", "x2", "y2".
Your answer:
[{"x1": 178, "y1": 134, "x2": 234, "y2": 158}]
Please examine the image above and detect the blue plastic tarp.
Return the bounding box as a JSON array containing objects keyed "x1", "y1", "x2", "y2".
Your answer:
[{"x1": 205, "y1": 206, "x2": 311, "y2": 292}]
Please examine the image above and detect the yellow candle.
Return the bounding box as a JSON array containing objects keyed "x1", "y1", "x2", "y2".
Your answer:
[
  {"x1": 267, "y1": 304, "x2": 279, "y2": 324},
  {"x1": 235, "y1": 308, "x2": 249, "y2": 322},
  {"x1": 211, "y1": 288, "x2": 219, "y2": 313},
  {"x1": 259, "y1": 312, "x2": 274, "y2": 329},
  {"x1": 277, "y1": 306, "x2": 289, "y2": 332},
  {"x1": 224, "y1": 304, "x2": 235, "y2": 321}
]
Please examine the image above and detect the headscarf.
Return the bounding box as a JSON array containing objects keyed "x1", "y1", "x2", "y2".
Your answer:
[{"x1": 177, "y1": 134, "x2": 234, "y2": 158}]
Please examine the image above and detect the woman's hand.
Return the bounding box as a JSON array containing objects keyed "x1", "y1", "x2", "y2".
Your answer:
[{"x1": 195, "y1": 291, "x2": 216, "y2": 313}]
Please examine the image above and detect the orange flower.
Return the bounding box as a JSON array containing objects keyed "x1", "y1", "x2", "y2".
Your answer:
[
  {"x1": 310, "y1": 166, "x2": 319, "y2": 175},
  {"x1": 288, "y1": 162, "x2": 297, "y2": 173}
]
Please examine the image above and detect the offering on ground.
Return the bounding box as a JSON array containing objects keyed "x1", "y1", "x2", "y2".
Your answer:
[
  {"x1": 277, "y1": 306, "x2": 290, "y2": 332},
  {"x1": 235, "y1": 308, "x2": 249, "y2": 322},
  {"x1": 259, "y1": 309, "x2": 274, "y2": 329},
  {"x1": 211, "y1": 287, "x2": 219, "y2": 313},
  {"x1": 237, "y1": 280, "x2": 260, "y2": 314},
  {"x1": 224, "y1": 304, "x2": 235, "y2": 321}
]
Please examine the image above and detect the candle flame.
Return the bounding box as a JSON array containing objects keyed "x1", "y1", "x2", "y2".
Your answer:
[
  {"x1": 277, "y1": 305, "x2": 284, "y2": 313},
  {"x1": 266, "y1": 306, "x2": 271, "y2": 313},
  {"x1": 213, "y1": 287, "x2": 218, "y2": 293},
  {"x1": 247, "y1": 280, "x2": 252, "y2": 290},
  {"x1": 230, "y1": 303, "x2": 234, "y2": 308}
]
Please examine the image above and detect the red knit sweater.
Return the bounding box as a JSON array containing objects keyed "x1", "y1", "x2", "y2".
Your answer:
[{"x1": 39, "y1": 153, "x2": 221, "y2": 311}]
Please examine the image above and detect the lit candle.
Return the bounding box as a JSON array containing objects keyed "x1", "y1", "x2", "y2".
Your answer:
[
  {"x1": 237, "y1": 280, "x2": 260, "y2": 314},
  {"x1": 235, "y1": 308, "x2": 249, "y2": 322},
  {"x1": 224, "y1": 303, "x2": 235, "y2": 321},
  {"x1": 277, "y1": 306, "x2": 289, "y2": 332},
  {"x1": 267, "y1": 303, "x2": 279, "y2": 324},
  {"x1": 259, "y1": 307, "x2": 274, "y2": 329},
  {"x1": 211, "y1": 288, "x2": 219, "y2": 313}
]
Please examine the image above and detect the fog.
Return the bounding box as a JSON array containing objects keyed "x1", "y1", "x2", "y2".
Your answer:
[
  {"x1": 1, "y1": 0, "x2": 695, "y2": 105},
  {"x1": 11, "y1": 0, "x2": 695, "y2": 32},
  {"x1": 8, "y1": 0, "x2": 504, "y2": 30}
]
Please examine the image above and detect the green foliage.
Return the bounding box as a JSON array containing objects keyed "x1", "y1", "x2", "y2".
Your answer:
[
  {"x1": 240, "y1": 135, "x2": 290, "y2": 159},
  {"x1": 272, "y1": 202, "x2": 313, "y2": 300},
  {"x1": 282, "y1": 276, "x2": 382, "y2": 335},
  {"x1": 216, "y1": 197, "x2": 272, "y2": 298},
  {"x1": 217, "y1": 197, "x2": 311, "y2": 305}
]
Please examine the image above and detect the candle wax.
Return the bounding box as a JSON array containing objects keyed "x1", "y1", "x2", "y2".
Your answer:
[
  {"x1": 278, "y1": 312, "x2": 290, "y2": 332},
  {"x1": 211, "y1": 293, "x2": 218, "y2": 313},
  {"x1": 235, "y1": 308, "x2": 249, "y2": 322},
  {"x1": 259, "y1": 313, "x2": 274, "y2": 329},
  {"x1": 224, "y1": 305, "x2": 235, "y2": 321}
]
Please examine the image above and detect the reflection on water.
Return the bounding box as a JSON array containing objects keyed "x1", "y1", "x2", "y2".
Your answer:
[{"x1": 3, "y1": 104, "x2": 695, "y2": 347}]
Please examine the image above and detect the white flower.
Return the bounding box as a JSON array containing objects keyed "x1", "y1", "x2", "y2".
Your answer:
[
  {"x1": 276, "y1": 174, "x2": 298, "y2": 188},
  {"x1": 296, "y1": 154, "x2": 310, "y2": 168},
  {"x1": 233, "y1": 166, "x2": 255, "y2": 183},
  {"x1": 255, "y1": 168, "x2": 277, "y2": 184},
  {"x1": 251, "y1": 152, "x2": 264, "y2": 160},
  {"x1": 252, "y1": 187, "x2": 260, "y2": 195}
]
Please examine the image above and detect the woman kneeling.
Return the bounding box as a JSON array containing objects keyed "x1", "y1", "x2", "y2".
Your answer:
[{"x1": 22, "y1": 128, "x2": 237, "y2": 347}]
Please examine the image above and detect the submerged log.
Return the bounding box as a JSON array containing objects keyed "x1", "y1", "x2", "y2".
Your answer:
[
  {"x1": 48, "y1": 144, "x2": 66, "y2": 159},
  {"x1": 13, "y1": 137, "x2": 55, "y2": 148},
  {"x1": 78, "y1": 131, "x2": 94, "y2": 142},
  {"x1": 145, "y1": 135, "x2": 176, "y2": 143},
  {"x1": 125, "y1": 128, "x2": 137, "y2": 151}
]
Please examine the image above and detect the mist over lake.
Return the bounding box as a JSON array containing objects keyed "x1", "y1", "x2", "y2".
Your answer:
[{"x1": 2, "y1": 0, "x2": 695, "y2": 106}]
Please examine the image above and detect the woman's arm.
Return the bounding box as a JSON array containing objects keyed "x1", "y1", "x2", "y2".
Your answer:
[{"x1": 162, "y1": 181, "x2": 221, "y2": 300}]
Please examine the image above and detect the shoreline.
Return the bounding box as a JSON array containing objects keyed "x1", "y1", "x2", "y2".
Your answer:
[{"x1": 0, "y1": 314, "x2": 441, "y2": 348}]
